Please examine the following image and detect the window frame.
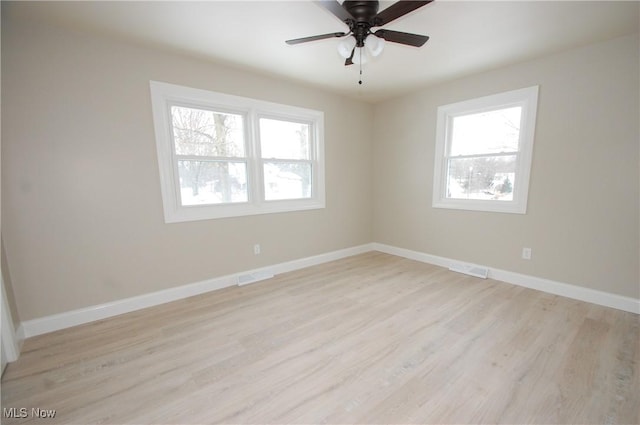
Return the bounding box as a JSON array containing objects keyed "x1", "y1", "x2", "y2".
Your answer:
[
  {"x1": 150, "y1": 81, "x2": 325, "y2": 223},
  {"x1": 432, "y1": 86, "x2": 539, "y2": 214}
]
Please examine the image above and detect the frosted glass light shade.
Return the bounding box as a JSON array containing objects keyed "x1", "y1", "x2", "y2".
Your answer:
[
  {"x1": 337, "y1": 37, "x2": 356, "y2": 58},
  {"x1": 365, "y1": 35, "x2": 385, "y2": 57},
  {"x1": 352, "y1": 47, "x2": 368, "y2": 65}
]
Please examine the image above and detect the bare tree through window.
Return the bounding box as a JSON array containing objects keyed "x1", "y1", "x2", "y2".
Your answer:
[{"x1": 171, "y1": 106, "x2": 248, "y2": 205}]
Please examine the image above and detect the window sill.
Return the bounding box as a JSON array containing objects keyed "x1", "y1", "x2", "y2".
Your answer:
[
  {"x1": 432, "y1": 198, "x2": 526, "y2": 214},
  {"x1": 162, "y1": 199, "x2": 326, "y2": 223}
]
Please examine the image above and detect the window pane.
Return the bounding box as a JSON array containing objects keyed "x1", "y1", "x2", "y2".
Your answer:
[
  {"x1": 450, "y1": 107, "x2": 521, "y2": 156},
  {"x1": 171, "y1": 106, "x2": 245, "y2": 157},
  {"x1": 260, "y1": 118, "x2": 310, "y2": 160},
  {"x1": 263, "y1": 162, "x2": 312, "y2": 201},
  {"x1": 446, "y1": 155, "x2": 516, "y2": 201},
  {"x1": 178, "y1": 160, "x2": 248, "y2": 205}
]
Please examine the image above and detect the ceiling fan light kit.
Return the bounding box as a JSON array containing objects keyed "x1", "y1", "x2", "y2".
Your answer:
[
  {"x1": 352, "y1": 47, "x2": 367, "y2": 65},
  {"x1": 365, "y1": 35, "x2": 385, "y2": 57},
  {"x1": 286, "y1": 0, "x2": 433, "y2": 84},
  {"x1": 337, "y1": 36, "x2": 357, "y2": 58},
  {"x1": 338, "y1": 33, "x2": 384, "y2": 64}
]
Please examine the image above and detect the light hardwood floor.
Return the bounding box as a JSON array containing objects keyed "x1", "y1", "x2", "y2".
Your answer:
[{"x1": 2, "y1": 252, "x2": 638, "y2": 424}]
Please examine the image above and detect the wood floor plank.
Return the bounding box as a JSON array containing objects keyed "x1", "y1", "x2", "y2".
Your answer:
[{"x1": 2, "y1": 252, "x2": 638, "y2": 424}]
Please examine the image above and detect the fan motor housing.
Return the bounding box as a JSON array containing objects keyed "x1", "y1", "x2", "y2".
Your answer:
[{"x1": 343, "y1": 1, "x2": 379, "y2": 23}]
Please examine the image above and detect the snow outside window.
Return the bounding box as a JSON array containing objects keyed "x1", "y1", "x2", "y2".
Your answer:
[
  {"x1": 432, "y1": 86, "x2": 539, "y2": 214},
  {"x1": 150, "y1": 81, "x2": 325, "y2": 223}
]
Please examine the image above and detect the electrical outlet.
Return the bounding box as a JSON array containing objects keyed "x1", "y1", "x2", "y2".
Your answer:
[
  {"x1": 253, "y1": 244, "x2": 261, "y2": 255},
  {"x1": 522, "y1": 247, "x2": 532, "y2": 260}
]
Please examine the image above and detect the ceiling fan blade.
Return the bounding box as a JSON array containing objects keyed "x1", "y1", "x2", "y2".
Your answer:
[
  {"x1": 375, "y1": 1, "x2": 433, "y2": 26},
  {"x1": 345, "y1": 47, "x2": 355, "y2": 66},
  {"x1": 315, "y1": 0, "x2": 354, "y2": 23},
  {"x1": 374, "y1": 29, "x2": 429, "y2": 47},
  {"x1": 286, "y1": 32, "x2": 346, "y2": 45}
]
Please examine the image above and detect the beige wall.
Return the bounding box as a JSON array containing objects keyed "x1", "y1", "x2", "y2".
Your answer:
[
  {"x1": 3, "y1": 8, "x2": 639, "y2": 325},
  {"x1": 2, "y1": 15, "x2": 373, "y2": 321},
  {"x1": 373, "y1": 34, "x2": 639, "y2": 299},
  {"x1": 0, "y1": 2, "x2": 21, "y2": 335}
]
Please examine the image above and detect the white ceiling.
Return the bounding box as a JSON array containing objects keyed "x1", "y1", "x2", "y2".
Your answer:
[{"x1": 7, "y1": 1, "x2": 639, "y2": 102}]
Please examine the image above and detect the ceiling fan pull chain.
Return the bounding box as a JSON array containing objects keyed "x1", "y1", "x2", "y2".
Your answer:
[{"x1": 359, "y1": 51, "x2": 363, "y2": 85}]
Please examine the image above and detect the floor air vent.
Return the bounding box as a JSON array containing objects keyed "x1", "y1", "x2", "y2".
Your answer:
[
  {"x1": 237, "y1": 270, "x2": 274, "y2": 286},
  {"x1": 449, "y1": 262, "x2": 489, "y2": 279}
]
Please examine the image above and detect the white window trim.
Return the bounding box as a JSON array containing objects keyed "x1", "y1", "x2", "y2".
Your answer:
[
  {"x1": 432, "y1": 86, "x2": 539, "y2": 214},
  {"x1": 150, "y1": 81, "x2": 325, "y2": 223}
]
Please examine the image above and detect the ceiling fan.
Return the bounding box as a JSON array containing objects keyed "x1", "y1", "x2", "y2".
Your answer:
[{"x1": 286, "y1": 0, "x2": 433, "y2": 68}]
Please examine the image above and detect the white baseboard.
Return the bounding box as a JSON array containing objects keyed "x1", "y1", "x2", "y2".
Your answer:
[
  {"x1": 18, "y1": 243, "x2": 374, "y2": 339},
  {"x1": 372, "y1": 243, "x2": 640, "y2": 314},
  {"x1": 16, "y1": 241, "x2": 638, "y2": 341},
  {"x1": 18, "y1": 275, "x2": 237, "y2": 339}
]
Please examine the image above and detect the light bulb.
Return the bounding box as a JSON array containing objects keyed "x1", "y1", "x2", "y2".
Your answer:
[
  {"x1": 365, "y1": 35, "x2": 385, "y2": 57},
  {"x1": 352, "y1": 47, "x2": 368, "y2": 65},
  {"x1": 337, "y1": 37, "x2": 356, "y2": 59}
]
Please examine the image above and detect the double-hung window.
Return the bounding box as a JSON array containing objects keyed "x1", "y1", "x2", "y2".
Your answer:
[
  {"x1": 150, "y1": 81, "x2": 325, "y2": 223},
  {"x1": 432, "y1": 86, "x2": 539, "y2": 214},
  {"x1": 171, "y1": 105, "x2": 249, "y2": 206}
]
